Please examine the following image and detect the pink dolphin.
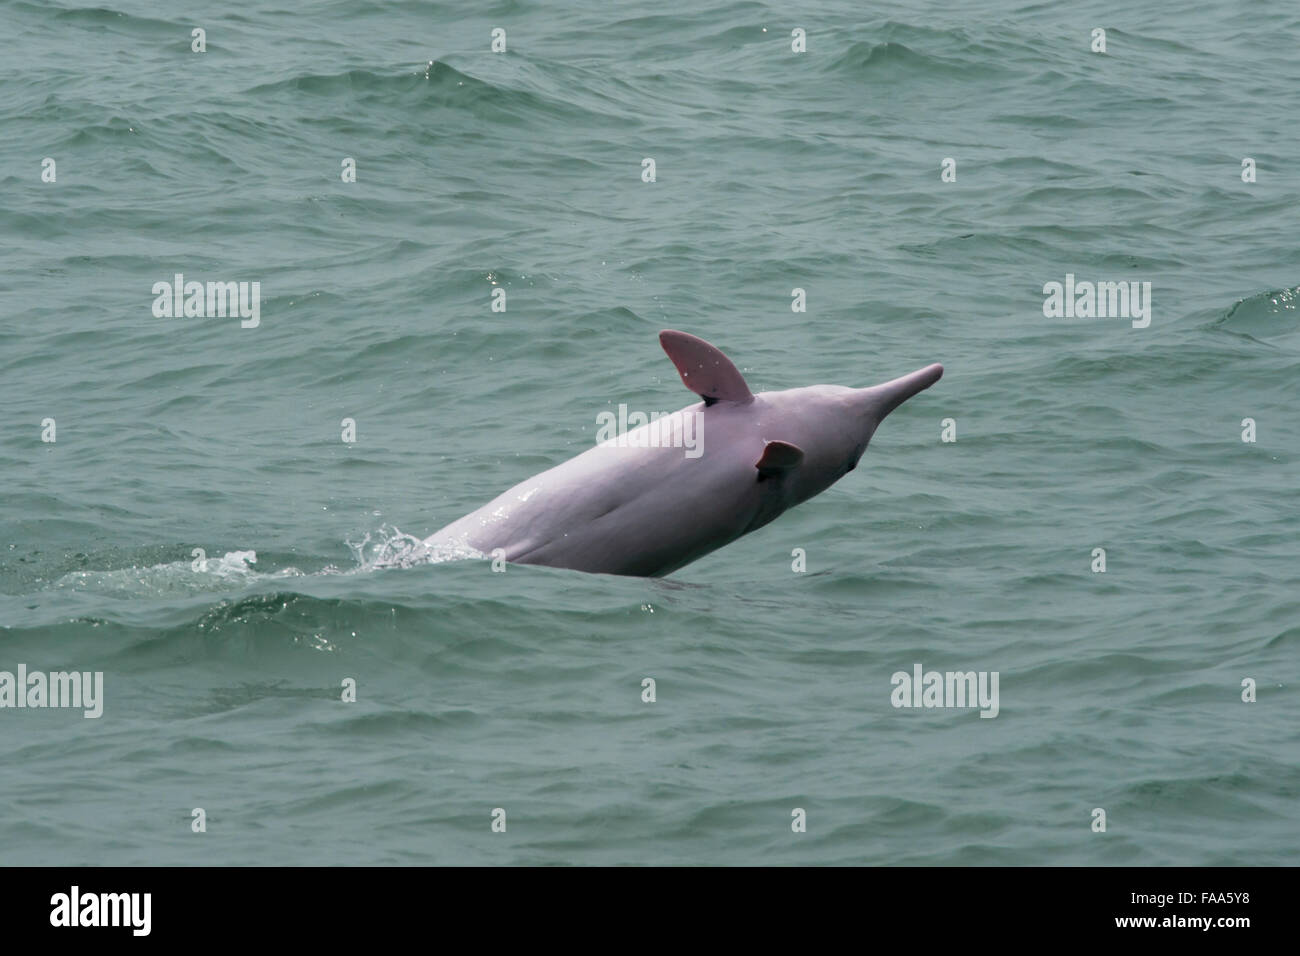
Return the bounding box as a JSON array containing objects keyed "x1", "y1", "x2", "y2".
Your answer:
[{"x1": 424, "y1": 331, "x2": 942, "y2": 576}]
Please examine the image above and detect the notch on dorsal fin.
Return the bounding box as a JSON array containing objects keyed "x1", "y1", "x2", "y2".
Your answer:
[
  {"x1": 659, "y1": 330, "x2": 754, "y2": 406},
  {"x1": 755, "y1": 440, "x2": 804, "y2": 481}
]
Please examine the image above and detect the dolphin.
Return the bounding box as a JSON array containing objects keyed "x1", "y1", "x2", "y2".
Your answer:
[{"x1": 423, "y1": 331, "x2": 942, "y2": 576}]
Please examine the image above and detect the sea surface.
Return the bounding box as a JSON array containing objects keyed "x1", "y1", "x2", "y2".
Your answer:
[{"x1": 0, "y1": 0, "x2": 1296, "y2": 865}]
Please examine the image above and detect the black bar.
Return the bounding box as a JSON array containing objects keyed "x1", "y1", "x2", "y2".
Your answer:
[{"x1": 0, "y1": 866, "x2": 1282, "y2": 942}]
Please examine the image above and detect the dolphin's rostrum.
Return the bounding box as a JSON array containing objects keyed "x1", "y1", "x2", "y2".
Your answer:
[{"x1": 424, "y1": 331, "x2": 943, "y2": 576}]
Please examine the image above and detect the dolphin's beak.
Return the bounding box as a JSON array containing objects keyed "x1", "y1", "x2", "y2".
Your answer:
[{"x1": 861, "y1": 363, "x2": 944, "y2": 422}]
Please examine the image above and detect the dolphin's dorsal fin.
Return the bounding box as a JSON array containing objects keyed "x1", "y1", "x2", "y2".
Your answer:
[
  {"x1": 755, "y1": 440, "x2": 804, "y2": 481},
  {"x1": 659, "y1": 330, "x2": 754, "y2": 406}
]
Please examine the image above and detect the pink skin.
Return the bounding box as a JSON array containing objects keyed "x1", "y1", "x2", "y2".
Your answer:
[{"x1": 423, "y1": 331, "x2": 942, "y2": 577}]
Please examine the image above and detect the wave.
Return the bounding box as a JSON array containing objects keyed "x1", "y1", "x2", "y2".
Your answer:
[
  {"x1": 1212, "y1": 286, "x2": 1300, "y2": 341},
  {"x1": 242, "y1": 61, "x2": 604, "y2": 129},
  {"x1": 42, "y1": 526, "x2": 482, "y2": 601}
]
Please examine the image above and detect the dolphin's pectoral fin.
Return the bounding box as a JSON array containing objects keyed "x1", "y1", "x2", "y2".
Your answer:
[
  {"x1": 659, "y1": 330, "x2": 754, "y2": 404},
  {"x1": 755, "y1": 440, "x2": 804, "y2": 481}
]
